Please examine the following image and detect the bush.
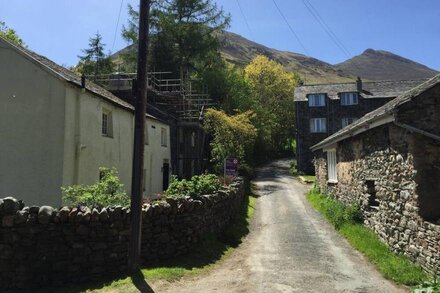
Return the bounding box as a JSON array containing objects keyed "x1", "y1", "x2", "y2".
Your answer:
[
  {"x1": 165, "y1": 174, "x2": 221, "y2": 199},
  {"x1": 62, "y1": 167, "x2": 129, "y2": 207}
]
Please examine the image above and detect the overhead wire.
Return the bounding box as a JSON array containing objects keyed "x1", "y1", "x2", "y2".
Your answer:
[
  {"x1": 271, "y1": 0, "x2": 310, "y2": 56},
  {"x1": 235, "y1": 0, "x2": 255, "y2": 41},
  {"x1": 111, "y1": 0, "x2": 125, "y2": 53},
  {"x1": 302, "y1": 0, "x2": 363, "y2": 73}
]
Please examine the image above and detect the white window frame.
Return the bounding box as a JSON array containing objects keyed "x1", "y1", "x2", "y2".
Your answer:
[
  {"x1": 161, "y1": 127, "x2": 167, "y2": 147},
  {"x1": 327, "y1": 149, "x2": 337, "y2": 183},
  {"x1": 310, "y1": 118, "x2": 327, "y2": 133},
  {"x1": 341, "y1": 117, "x2": 358, "y2": 128},
  {"x1": 308, "y1": 94, "x2": 326, "y2": 107},
  {"x1": 340, "y1": 92, "x2": 359, "y2": 106},
  {"x1": 102, "y1": 109, "x2": 113, "y2": 137}
]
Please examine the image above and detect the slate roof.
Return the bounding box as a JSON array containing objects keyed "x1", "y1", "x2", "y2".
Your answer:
[
  {"x1": 294, "y1": 79, "x2": 427, "y2": 102},
  {"x1": 0, "y1": 37, "x2": 134, "y2": 111},
  {"x1": 311, "y1": 74, "x2": 440, "y2": 151}
]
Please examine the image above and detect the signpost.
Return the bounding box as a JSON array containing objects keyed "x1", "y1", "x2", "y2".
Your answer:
[{"x1": 224, "y1": 158, "x2": 239, "y2": 184}]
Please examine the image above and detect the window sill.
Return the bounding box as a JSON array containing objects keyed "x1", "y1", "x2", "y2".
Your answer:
[
  {"x1": 327, "y1": 180, "x2": 338, "y2": 185},
  {"x1": 102, "y1": 134, "x2": 113, "y2": 139}
]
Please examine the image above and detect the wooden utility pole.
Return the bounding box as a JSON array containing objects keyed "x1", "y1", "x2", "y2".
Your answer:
[{"x1": 128, "y1": 0, "x2": 151, "y2": 273}]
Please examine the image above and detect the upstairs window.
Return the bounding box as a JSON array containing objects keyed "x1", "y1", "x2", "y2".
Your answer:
[
  {"x1": 102, "y1": 110, "x2": 113, "y2": 137},
  {"x1": 161, "y1": 127, "x2": 167, "y2": 147},
  {"x1": 310, "y1": 118, "x2": 327, "y2": 133},
  {"x1": 327, "y1": 149, "x2": 337, "y2": 183},
  {"x1": 340, "y1": 92, "x2": 359, "y2": 105},
  {"x1": 341, "y1": 117, "x2": 358, "y2": 128},
  {"x1": 308, "y1": 94, "x2": 326, "y2": 107}
]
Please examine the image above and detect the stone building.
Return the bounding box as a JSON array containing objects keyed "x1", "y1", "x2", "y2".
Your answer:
[
  {"x1": 0, "y1": 37, "x2": 171, "y2": 206},
  {"x1": 294, "y1": 78, "x2": 426, "y2": 174},
  {"x1": 312, "y1": 75, "x2": 440, "y2": 273}
]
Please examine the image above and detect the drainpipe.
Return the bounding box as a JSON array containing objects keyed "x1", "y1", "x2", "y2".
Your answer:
[{"x1": 73, "y1": 80, "x2": 86, "y2": 184}]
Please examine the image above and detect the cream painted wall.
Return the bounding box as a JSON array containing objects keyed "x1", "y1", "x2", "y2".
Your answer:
[
  {"x1": 0, "y1": 39, "x2": 170, "y2": 206},
  {"x1": 0, "y1": 42, "x2": 66, "y2": 206},
  {"x1": 144, "y1": 118, "x2": 171, "y2": 197},
  {"x1": 62, "y1": 87, "x2": 135, "y2": 197}
]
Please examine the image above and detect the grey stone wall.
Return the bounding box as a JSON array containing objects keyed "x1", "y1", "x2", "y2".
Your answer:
[
  {"x1": 314, "y1": 124, "x2": 440, "y2": 274},
  {"x1": 0, "y1": 179, "x2": 244, "y2": 290}
]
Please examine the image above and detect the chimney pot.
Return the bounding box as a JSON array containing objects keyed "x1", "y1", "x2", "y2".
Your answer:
[{"x1": 356, "y1": 77, "x2": 362, "y2": 92}]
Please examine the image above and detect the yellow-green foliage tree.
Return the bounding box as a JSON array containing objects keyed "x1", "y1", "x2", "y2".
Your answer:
[
  {"x1": 244, "y1": 55, "x2": 300, "y2": 157},
  {"x1": 204, "y1": 109, "x2": 257, "y2": 173}
]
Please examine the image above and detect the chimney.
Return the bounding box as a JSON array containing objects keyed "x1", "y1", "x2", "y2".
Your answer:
[
  {"x1": 356, "y1": 77, "x2": 362, "y2": 92},
  {"x1": 81, "y1": 74, "x2": 86, "y2": 89}
]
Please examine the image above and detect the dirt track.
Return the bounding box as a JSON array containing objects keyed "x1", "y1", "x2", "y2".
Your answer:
[{"x1": 150, "y1": 160, "x2": 406, "y2": 293}]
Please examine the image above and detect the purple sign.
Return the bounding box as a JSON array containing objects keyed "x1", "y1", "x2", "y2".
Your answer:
[{"x1": 224, "y1": 158, "x2": 239, "y2": 176}]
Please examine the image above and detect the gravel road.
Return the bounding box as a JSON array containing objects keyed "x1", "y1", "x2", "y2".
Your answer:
[{"x1": 151, "y1": 160, "x2": 406, "y2": 293}]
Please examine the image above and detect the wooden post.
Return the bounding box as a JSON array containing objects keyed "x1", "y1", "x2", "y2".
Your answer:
[{"x1": 128, "y1": 0, "x2": 150, "y2": 273}]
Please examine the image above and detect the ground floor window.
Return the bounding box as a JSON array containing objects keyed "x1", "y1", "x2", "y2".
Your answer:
[{"x1": 327, "y1": 149, "x2": 337, "y2": 182}]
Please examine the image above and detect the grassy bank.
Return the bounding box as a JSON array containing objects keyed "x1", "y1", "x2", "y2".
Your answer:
[
  {"x1": 51, "y1": 193, "x2": 256, "y2": 293},
  {"x1": 306, "y1": 188, "x2": 427, "y2": 286}
]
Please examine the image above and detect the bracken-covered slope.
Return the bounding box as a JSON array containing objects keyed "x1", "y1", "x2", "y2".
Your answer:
[
  {"x1": 335, "y1": 49, "x2": 438, "y2": 81},
  {"x1": 219, "y1": 31, "x2": 354, "y2": 84}
]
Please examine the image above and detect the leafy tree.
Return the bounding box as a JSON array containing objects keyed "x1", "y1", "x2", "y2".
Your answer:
[
  {"x1": 76, "y1": 32, "x2": 114, "y2": 76},
  {"x1": 0, "y1": 21, "x2": 24, "y2": 46},
  {"x1": 61, "y1": 167, "x2": 129, "y2": 207},
  {"x1": 204, "y1": 109, "x2": 257, "y2": 173},
  {"x1": 244, "y1": 55, "x2": 300, "y2": 157}
]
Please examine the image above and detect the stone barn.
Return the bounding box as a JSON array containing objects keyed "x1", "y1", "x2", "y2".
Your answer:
[{"x1": 311, "y1": 75, "x2": 440, "y2": 274}]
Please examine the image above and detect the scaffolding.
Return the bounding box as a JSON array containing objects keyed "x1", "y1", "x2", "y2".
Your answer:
[{"x1": 88, "y1": 72, "x2": 216, "y2": 121}]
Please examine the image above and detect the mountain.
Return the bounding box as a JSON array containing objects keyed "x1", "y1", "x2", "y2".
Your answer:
[
  {"x1": 335, "y1": 49, "x2": 438, "y2": 81},
  {"x1": 111, "y1": 31, "x2": 438, "y2": 84},
  {"x1": 219, "y1": 31, "x2": 354, "y2": 84}
]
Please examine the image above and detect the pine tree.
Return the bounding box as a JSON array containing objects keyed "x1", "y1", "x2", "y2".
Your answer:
[{"x1": 77, "y1": 32, "x2": 114, "y2": 76}]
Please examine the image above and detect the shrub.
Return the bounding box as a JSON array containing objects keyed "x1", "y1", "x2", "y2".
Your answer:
[
  {"x1": 165, "y1": 174, "x2": 221, "y2": 199},
  {"x1": 62, "y1": 167, "x2": 129, "y2": 207},
  {"x1": 307, "y1": 189, "x2": 362, "y2": 229},
  {"x1": 413, "y1": 276, "x2": 440, "y2": 293}
]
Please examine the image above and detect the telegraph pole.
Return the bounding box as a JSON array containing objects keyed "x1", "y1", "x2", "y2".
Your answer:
[{"x1": 128, "y1": 0, "x2": 151, "y2": 273}]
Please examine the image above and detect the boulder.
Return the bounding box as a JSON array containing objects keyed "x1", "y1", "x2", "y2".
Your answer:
[
  {"x1": 0, "y1": 197, "x2": 21, "y2": 216},
  {"x1": 38, "y1": 206, "x2": 55, "y2": 224}
]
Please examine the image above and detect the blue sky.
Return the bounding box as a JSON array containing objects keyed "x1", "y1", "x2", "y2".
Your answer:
[{"x1": 1, "y1": 0, "x2": 439, "y2": 70}]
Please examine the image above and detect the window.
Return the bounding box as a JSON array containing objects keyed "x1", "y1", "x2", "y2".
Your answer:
[
  {"x1": 310, "y1": 118, "x2": 327, "y2": 133},
  {"x1": 102, "y1": 110, "x2": 113, "y2": 137},
  {"x1": 341, "y1": 117, "x2": 358, "y2": 128},
  {"x1": 366, "y1": 180, "x2": 379, "y2": 210},
  {"x1": 308, "y1": 94, "x2": 326, "y2": 107},
  {"x1": 327, "y1": 150, "x2": 337, "y2": 182},
  {"x1": 161, "y1": 127, "x2": 167, "y2": 147},
  {"x1": 340, "y1": 92, "x2": 359, "y2": 105}
]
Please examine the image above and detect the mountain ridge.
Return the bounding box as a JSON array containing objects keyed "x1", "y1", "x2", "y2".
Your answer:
[{"x1": 112, "y1": 31, "x2": 438, "y2": 84}]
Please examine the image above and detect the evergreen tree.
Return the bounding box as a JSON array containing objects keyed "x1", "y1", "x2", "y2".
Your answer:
[
  {"x1": 120, "y1": 0, "x2": 230, "y2": 76},
  {"x1": 77, "y1": 32, "x2": 114, "y2": 76}
]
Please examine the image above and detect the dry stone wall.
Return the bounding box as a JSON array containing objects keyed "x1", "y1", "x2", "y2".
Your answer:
[
  {"x1": 314, "y1": 124, "x2": 440, "y2": 274},
  {"x1": 0, "y1": 178, "x2": 244, "y2": 290}
]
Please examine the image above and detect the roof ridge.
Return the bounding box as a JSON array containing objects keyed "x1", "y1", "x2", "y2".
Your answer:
[{"x1": 0, "y1": 36, "x2": 134, "y2": 111}]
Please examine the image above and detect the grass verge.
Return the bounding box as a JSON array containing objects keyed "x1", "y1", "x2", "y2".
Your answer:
[
  {"x1": 306, "y1": 188, "x2": 427, "y2": 286},
  {"x1": 49, "y1": 193, "x2": 256, "y2": 293}
]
